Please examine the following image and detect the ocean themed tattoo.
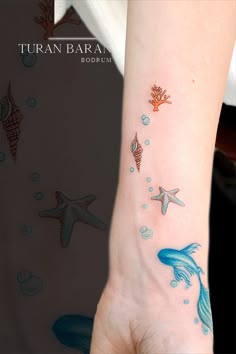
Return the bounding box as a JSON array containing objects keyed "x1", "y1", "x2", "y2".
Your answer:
[
  {"x1": 39, "y1": 191, "x2": 107, "y2": 248},
  {"x1": 148, "y1": 84, "x2": 172, "y2": 112},
  {"x1": 151, "y1": 187, "x2": 185, "y2": 215},
  {"x1": 0, "y1": 82, "x2": 23, "y2": 162},
  {"x1": 131, "y1": 133, "x2": 143, "y2": 172},
  {"x1": 52, "y1": 314, "x2": 93, "y2": 354},
  {"x1": 140, "y1": 226, "x2": 153, "y2": 240},
  {"x1": 141, "y1": 114, "x2": 150, "y2": 126},
  {"x1": 158, "y1": 243, "x2": 212, "y2": 332}
]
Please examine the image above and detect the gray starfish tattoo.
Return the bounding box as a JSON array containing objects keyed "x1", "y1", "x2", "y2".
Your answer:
[{"x1": 151, "y1": 187, "x2": 185, "y2": 215}]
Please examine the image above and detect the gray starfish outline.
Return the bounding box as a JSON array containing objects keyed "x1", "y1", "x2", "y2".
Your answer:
[
  {"x1": 39, "y1": 191, "x2": 107, "y2": 248},
  {"x1": 151, "y1": 187, "x2": 185, "y2": 215}
]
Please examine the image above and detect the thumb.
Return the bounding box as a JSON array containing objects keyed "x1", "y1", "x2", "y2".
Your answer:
[
  {"x1": 52, "y1": 314, "x2": 93, "y2": 354},
  {"x1": 90, "y1": 326, "x2": 121, "y2": 354}
]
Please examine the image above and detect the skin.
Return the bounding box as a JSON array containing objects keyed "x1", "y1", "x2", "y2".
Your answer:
[{"x1": 90, "y1": 1, "x2": 236, "y2": 353}]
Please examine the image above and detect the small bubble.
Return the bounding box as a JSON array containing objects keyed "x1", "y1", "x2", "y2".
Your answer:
[
  {"x1": 130, "y1": 167, "x2": 135, "y2": 173},
  {"x1": 145, "y1": 140, "x2": 150, "y2": 145},
  {"x1": 146, "y1": 177, "x2": 152, "y2": 183},
  {"x1": 31, "y1": 172, "x2": 40, "y2": 183},
  {"x1": 184, "y1": 299, "x2": 190, "y2": 305},
  {"x1": 17, "y1": 270, "x2": 43, "y2": 296},
  {"x1": 21, "y1": 50, "x2": 37, "y2": 68},
  {"x1": 17, "y1": 270, "x2": 32, "y2": 284},
  {"x1": 140, "y1": 226, "x2": 147, "y2": 233},
  {"x1": 185, "y1": 285, "x2": 190, "y2": 290},
  {"x1": 194, "y1": 318, "x2": 199, "y2": 324},
  {"x1": 142, "y1": 229, "x2": 153, "y2": 239},
  {"x1": 170, "y1": 280, "x2": 178, "y2": 288},
  {"x1": 34, "y1": 192, "x2": 43, "y2": 200},
  {"x1": 148, "y1": 187, "x2": 153, "y2": 192},
  {"x1": 0, "y1": 152, "x2": 6, "y2": 162},
  {"x1": 141, "y1": 115, "x2": 150, "y2": 126},
  {"x1": 26, "y1": 97, "x2": 37, "y2": 108},
  {"x1": 142, "y1": 204, "x2": 148, "y2": 209},
  {"x1": 202, "y1": 326, "x2": 209, "y2": 335},
  {"x1": 22, "y1": 225, "x2": 33, "y2": 237}
]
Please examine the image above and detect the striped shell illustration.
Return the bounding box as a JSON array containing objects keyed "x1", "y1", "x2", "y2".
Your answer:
[
  {"x1": 131, "y1": 132, "x2": 143, "y2": 172},
  {"x1": 0, "y1": 83, "x2": 23, "y2": 161}
]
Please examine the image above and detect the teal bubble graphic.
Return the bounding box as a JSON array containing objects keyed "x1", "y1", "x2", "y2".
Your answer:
[
  {"x1": 130, "y1": 167, "x2": 135, "y2": 173},
  {"x1": 21, "y1": 49, "x2": 37, "y2": 68},
  {"x1": 194, "y1": 318, "x2": 199, "y2": 324},
  {"x1": 142, "y1": 204, "x2": 148, "y2": 209},
  {"x1": 17, "y1": 270, "x2": 42, "y2": 296},
  {"x1": 145, "y1": 140, "x2": 150, "y2": 146},
  {"x1": 146, "y1": 177, "x2": 152, "y2": 183},
  {"x1": 170, "y1": 280, "x2": 178, "y2": 288},
  {"x1": 34, "y1": 192, "x2": 44, "y2": 200},
  {"x1": 185, "y1": 285, "x2": 190, "y2": 290},
  {"x1": 184, "y1": 299, "x2": 190, "y2": 305},
  {"x1": 26, "y1": 97, "x2": 37, "y2": 108},
  {"x1": 141, "y1": 115, "x2": 150, "y2": 126},
  {"x1": 0, "y1": 152, "x2": 6, "y2": 162},
  {"x1": 31, "y1": 172, "x2": 40, "y2": 183},
  {"x1": 148, "y1": 187, "x2": 153, "y2": 192},
  {"x1": 202, "y1": 326, "x2": 209, "y2": 335},
  {"x1": 22, "y1": 225, "x2": 33, "y2": 237},
  {"x1": 140, "y1": 226, "x2": 147, "y2": 233},
  {"x1": 140, "y1": 225, "x2": 153, "y2": 240}
]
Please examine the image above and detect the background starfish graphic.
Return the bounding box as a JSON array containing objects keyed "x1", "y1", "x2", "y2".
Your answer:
[
  {"x1": 151, "y1": 187, "x2": 185, "y2": 215},
  {"x1": 39, "y1": 191, "x2": 107, "y2": 248}
]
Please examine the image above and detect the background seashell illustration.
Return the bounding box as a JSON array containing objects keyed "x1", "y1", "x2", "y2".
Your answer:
[
  {"x1": 131, "y1": 133, "x2": 143, "y2": 172},
  {"x1": 0, "y1": 151, "x2": 6, "y2": 162},
  {"x1": 0, "y1": 83, "x2": 23, "y2": 162},
  {"x1": 17, "y1": 270, "x2": 43, "y2": 296}
]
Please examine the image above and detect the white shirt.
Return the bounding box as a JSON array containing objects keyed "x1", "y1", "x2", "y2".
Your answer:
[{"x1": 55, "y1": 0, "x2": 236, "y2": 106}]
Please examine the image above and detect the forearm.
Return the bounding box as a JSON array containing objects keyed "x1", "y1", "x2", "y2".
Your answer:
[{"x1": 108, "y1": 0, "x2": 235, "y2": 351}]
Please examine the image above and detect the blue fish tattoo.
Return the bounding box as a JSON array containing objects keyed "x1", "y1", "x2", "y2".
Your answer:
[{"x1": 158, "y1": 243, "x2": 213, "y2": 331}]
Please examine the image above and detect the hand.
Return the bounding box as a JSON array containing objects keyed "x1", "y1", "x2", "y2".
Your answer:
[{"x1": 90, "y1": 271, "x2": 213, "y2": 354}]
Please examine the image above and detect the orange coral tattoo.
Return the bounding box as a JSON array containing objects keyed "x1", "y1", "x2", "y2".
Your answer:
[{"x1": 148, "y1": 84, "x2": 172, "y2": 112}]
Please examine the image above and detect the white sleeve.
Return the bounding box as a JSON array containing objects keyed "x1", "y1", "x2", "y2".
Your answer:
[
  {"x1": 55, "y1": 0, "x2": 236, "y2": 107},
  {"x1": 223, "y1": 46, "x2": 236, "y2": 106}
]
